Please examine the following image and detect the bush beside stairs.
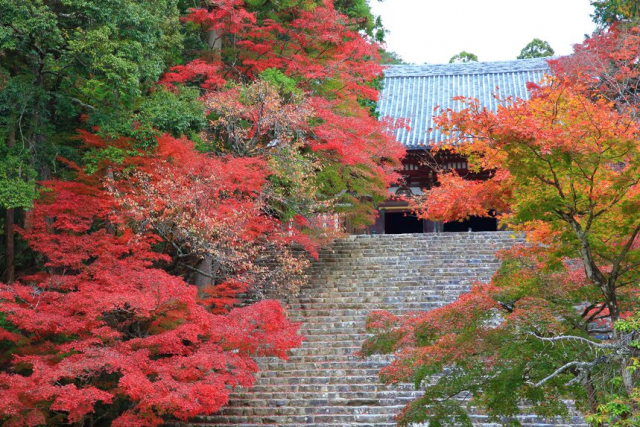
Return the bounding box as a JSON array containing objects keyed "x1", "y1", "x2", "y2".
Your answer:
[{"x1": 189, "y1": 232, "x2": 586, "y2": 427}]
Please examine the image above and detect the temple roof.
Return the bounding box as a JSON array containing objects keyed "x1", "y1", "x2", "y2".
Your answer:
[{"x1": 378, "y1": 58, "x2": 550, "y2": 149}]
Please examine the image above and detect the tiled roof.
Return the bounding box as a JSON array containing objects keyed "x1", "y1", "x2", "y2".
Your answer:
[{"x1": 378, "y1": 58, "x2": 550, "y2": 149}]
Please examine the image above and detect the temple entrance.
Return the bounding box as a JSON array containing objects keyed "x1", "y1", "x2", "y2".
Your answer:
[
  {"x1": 443, "y1": 215, "x2": 498, "y2": 232},
  {"x1": 372, "y1": 208, "x2": 498, "y2": 235},
  {"x1": 385, "y1": 211, "x2": 424, "y2": 234}
]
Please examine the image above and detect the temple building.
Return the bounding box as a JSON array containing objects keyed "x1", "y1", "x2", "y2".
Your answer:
[{"x1": 367, "y1": 58, "x2": 549, "y2": 234}]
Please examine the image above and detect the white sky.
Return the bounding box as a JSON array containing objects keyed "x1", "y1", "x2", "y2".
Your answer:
[{"x1": 369, "y1": 0, "x2": 598, "y2": 64}]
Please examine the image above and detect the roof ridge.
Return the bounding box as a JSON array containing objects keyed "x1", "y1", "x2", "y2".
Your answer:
[
  {"x1": 383, "y1": 58, "x2": 551, "y2": 78},
  {"x1": 384, "y1": 69, "x2": 549, "y2": 78}
]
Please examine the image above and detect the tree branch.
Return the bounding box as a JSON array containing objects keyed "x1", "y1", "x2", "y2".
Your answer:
[
  {"x1": 179, "y1": 262, "x2": 217, "y2": 280},
  {"x1": 531, "y1": 357, "x2": 605, "y2": 388},
  {"x1": 584, "y1": 303, "x2": 608, "y2": 325},
  {"x1": 609, "y1": 222, "x2": 640, "y2": 286},
  {"x1": 68, "y1": 97, "x2": 96, "y2": 110},
  {"x1": 529, "y1": 332, "x2": 616, "y2": 349}
]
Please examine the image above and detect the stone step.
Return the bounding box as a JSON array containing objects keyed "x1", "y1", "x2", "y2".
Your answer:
[
  {"x1": 194, "y1": 412, "x2": 399, "y2": 425},
  {"x1": 302, "y1": 281, "x2": 487, "y2": 288},
  {"x1": 307, "y1": 270, "x2": 498, "y2": 278},
  {"x1": 246, "y1": 382, "x2": 416, "y2": 394},
  {"x1": 286, "y1": 347, "x2": 361, "y2": 357},
  {"x1": 226, "y1": 390, "x2": 422, "y2": 403},
  {"x1": 218, "y1": 404, "x2": 407, "y2": 416},
  {"x1": 192, "y1": 413, "x2": 583, "y2": 427},
  {"x1": 297, "y1": 336, "x2": 368, "y2": 344},
  {"x1": 313, "y1": 261, "x2": 501, "y2": 267},
  {"x1": 294, "y1": 293, "x2": 457, "y2": 303},
  {"x1": 257, "y1": 359, "x2": 389, "y2": 371},
  {"x1": 257, "y1": 368, "x2": 385, "y2": 378},
  {"x1": 291, "y1": 321, "x2": 367, "y2": 331},
  {"x1": 188, "y1": 423, "x2": 396, "y2": 427},
  {"x1": 313, "y1": 259, "x2": 503, "y2": 264},
  {"x1": 257, "y1": 354, "x2": 393, "y2": 366},
  {"x1": 314, "y1": 251, "x2": 508, "y2": 259},
  {"x1": 314, "y1": 255, "x2": 503, "y2": 260},
  {"x1": 290, "y1": 306, "x2": 438, "y2": 318},
  {"x1": 305, "y1": 277, "x2": 493, "y2": 285},
  {"x1": 256, "y1": 359, "x2": 389, "y2": 369},
  {"x1": 315, "y1": 252, "x2": 502, "y2": 258},
  {"x1": 318, "y1": 247, "x2": 507, "y2": 251},
  {"x1": 313, "y1": 256, "x2": 503, "y2": 262},
  {"x1": 298, "y1": 288, "x2": 478, "y2": 299},
  {"x1": 291, "y1": 341, "x2": 367, "y2": 351},
  {"x1": 294, "y1": 333, "x2": 374, "y2": 342},
  {"x1": 289, "y1": 312, "x2": 423, "y2": 325},
  {"x1": 252, "y1": 375, "x2": 383, "y2": 386},
  {"x1": 292, "y1": 330, "x2": 366, "y2": 341},
  {"x1": 321, "y1": 244, "x2": 516, "y2": 250}
]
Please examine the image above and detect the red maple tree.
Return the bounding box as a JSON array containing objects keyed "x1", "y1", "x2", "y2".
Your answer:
[
  {"x1": 549, "y1": 24, "x2": 640, "y2": 118},
  {"x1": 161, "y1": 0, "x2": 404, "y2": 227},
  {"x1": 107, "y1": 132, "x2": 317, "y2": 295},
  {"x1": 0, "y1": 168, "x2": 303, "y2": 426}
]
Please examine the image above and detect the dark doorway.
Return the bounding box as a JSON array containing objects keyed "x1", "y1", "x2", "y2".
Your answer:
[
  {"x1": 385, "y1": 211, "x2": 424, "y2": 234},
  {"x1": 443, "y1": 215, "x2": 497, "y2": 232}
]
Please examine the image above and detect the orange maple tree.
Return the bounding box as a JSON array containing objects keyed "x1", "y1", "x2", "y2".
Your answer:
[{"x1": 365, "y1": 67, "x2": 640, "y2": 425}]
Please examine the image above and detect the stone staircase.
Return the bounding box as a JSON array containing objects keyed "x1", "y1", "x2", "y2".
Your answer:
[{"x1": 190, "y1": 232, "x2": 586, "y2": 427}]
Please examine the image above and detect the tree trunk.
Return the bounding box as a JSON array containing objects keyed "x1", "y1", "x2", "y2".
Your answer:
[
  {"x1": 617, "y1": 330, "x2": 636, "y2": 395},
  {"x1": 195, "y1": 254, "x2": 214, "y2": 290},
  {"x1": 584, "y1": 373, "x2": 599, "y2": 414},
  {"x1": 621, "y1": 362, "x2": 634, "y2": 396},
  {"x1": 4, "y1": 208, "x2": 15, "y2": 284},
  {"x1": 207, "y1": 30, "x2": 222, "y2": 52},
  {"x1": 4, "y1": 119, "x2": 16, "y2": 283}
]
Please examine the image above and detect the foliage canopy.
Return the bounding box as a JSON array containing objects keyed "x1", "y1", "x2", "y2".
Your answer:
[
  {"x1": 517, "y1": 38, "x2": 554, "y2": 59},
  {"x1": 449, "y1": 51, "x2": 479, "y2": 64}
]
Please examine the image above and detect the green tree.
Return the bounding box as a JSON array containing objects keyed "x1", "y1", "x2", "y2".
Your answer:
[
  {"x1": 591, "y1": 0, "x2": 640, "y2": 26},
  {"x1": 380, "y1": 49, "x2": 407, "y2": 65},
  {"x1": 0, "y1": 0, "x2": 202, "y2": 281},
  {"x1": 517, "y1": 38, "x2": 555, "y2": 59},
  {"x1": 0, "y1": 0, "x2": 185, "y2": 163},
  {"x1": 449, "y1": 51, "x2": 478, "y2": 63},
  {"x1": 334, "y1": 0, "x2": 386, "y2": 42}
]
